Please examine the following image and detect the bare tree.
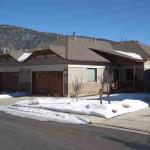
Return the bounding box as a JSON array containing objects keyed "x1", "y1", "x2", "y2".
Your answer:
[
  {"x1": 98, "y1": 66, "x2": 113, "y2": 104},
  {"x1": 104, "y1": 67, "x2": 113, "y2": 104},
  {"x1": 72, "y1": 77, "x2": 83, "y2": 101},
  {"x1": 98, "y1": 75, "x2": 104, "y2": 104}
]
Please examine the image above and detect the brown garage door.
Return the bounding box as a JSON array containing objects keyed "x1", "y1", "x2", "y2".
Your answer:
[
  {"x1": 32, "y1": 71, "x2": 63, "y2": 96},
  {"x1": 0, "y1": 72, "x2": 19, "y2": 92}
]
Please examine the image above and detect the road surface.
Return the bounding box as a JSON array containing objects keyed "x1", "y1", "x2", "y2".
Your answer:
[{"x1": 0, "y1": 112, "x2": 149, "y2": 150}]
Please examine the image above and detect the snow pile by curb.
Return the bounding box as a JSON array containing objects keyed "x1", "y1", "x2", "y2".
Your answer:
[{"x1": 0, "y1": 106, "x2": 89, "y2": 124}]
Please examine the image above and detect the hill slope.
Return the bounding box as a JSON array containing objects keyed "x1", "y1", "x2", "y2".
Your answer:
[{"x1": 0, "y1": 25, "x2": 64, "y2": 53}]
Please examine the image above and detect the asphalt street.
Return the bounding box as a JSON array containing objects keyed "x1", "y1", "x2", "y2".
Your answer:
[{"x1": 0, "y1": 112, "x2": 149, "y2": 150}]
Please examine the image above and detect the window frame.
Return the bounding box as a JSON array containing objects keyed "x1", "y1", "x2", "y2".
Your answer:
[{"x1": 87, "y1": 68, "x2": 97, "y2": 82}]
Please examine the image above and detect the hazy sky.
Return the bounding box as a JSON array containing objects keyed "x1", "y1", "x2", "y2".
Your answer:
[{"x1": 0, "y1": 0, "x2": 150, "y2": 44}]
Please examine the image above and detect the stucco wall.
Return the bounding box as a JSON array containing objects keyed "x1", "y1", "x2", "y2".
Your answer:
[{"x1": 68, "y1": 64, "x2": 106, "y2": 96}]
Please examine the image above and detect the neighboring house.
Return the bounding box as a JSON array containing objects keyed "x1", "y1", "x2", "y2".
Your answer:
[
  {"x1": 111, "y1": 41, "x2": 150, "y2": 92},
  {"x1": 0, "y1": 35, "x2": 149, "y2": 97}
]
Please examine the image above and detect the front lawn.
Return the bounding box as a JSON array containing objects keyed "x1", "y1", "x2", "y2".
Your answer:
[{"x1": 0, "y1": 93, "x2": 149, "y2": 124}]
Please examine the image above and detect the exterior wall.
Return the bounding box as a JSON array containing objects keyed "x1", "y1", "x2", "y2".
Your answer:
[
  {"x1": 68, "y1": 64, "x2": 106, "y2": 96},
  {"x1": 144, "y1": 61, "x2": 150, "y2": 92}
]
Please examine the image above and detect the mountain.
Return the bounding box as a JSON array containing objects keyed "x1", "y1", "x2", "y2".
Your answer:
[
  {"x1": 0, "y1": 25, "x2": 65, "y2": 53},
  {"x1": 0, "y1": 24, "x2": 112, "y2": 54}
]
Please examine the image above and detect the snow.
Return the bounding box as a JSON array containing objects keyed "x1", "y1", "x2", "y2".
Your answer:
[
  {"x1": 0, "y1": 106, "x2": 89, "y2": 124},
  {"x1": 0, "y1": 93, "x2": 149, "y2": 124},
  {"x1": 115, "y1": 51, "x2": 143, "y2": 60},
  {"x1": 18, "y1": 53, "x2": 32, "y2": 62},
  {"x1": 0, "y1": 92, "x2": 26, "y2": 99}
]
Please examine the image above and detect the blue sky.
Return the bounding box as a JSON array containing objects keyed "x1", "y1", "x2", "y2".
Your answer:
[{"x1": 0, "y1": 0, "x2": 150, "y2": 44}]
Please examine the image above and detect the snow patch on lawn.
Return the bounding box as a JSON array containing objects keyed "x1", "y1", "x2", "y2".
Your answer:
[
  {"x1": 0, "y1": 92, "x2": 26, "y2": 99},
  {"x1": 0, "y1": 106, "x2": 89, "y2": 124},
  {"x1": 14, "y1": 93, "x2": 150, "y2": 118},
  {"x1": 0, "y1": 93, "x2": 149, "y2": 124}
]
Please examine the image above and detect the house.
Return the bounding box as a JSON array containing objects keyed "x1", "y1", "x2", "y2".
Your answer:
[{"x1": 0, "y1": 35, "x2": 149, "y2": 97}]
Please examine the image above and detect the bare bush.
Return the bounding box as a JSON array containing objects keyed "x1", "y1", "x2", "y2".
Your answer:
[{"x1": 72, "y1": 77, "x2": 83, "y2": 100}]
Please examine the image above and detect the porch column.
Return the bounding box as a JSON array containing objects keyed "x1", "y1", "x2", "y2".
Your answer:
[{"x1": 133, "y1": 65, "x2": 136, "y2": 92}]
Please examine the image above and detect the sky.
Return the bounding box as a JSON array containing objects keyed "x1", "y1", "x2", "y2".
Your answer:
[{"x1": 0, "y1": 0, "x2": 150, "y2": 45}]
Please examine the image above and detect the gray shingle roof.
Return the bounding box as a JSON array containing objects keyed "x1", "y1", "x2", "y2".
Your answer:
[
  {"x1": 66, "y1": 37, "x2": 111, "y2": 63},
  {"x1": 1, "y1": 36, "x2": 149, "y2": 63},
  {"x1": 28, "y1": 37, "x2": 111, "y2": 63}
]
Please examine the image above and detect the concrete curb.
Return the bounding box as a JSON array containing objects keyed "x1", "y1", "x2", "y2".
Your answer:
[{"x1": 90, "y1": 123, "x2": 150, "y2": 136}]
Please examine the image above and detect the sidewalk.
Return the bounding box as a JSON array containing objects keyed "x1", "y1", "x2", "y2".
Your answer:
[
  {"x1": 65, "y1": 107, "x2": 150, "y2": 134},
  {"x1": 0, "y1": 96, "x2": 32, "y2": 105},
  {"x1": 88, "y1": 107, "x2": 150, "y2": 134}
]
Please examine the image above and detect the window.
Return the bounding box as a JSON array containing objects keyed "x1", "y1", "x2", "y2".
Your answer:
[{"x1": 87, "y1": 68, "x2": 97, "y2": 82}]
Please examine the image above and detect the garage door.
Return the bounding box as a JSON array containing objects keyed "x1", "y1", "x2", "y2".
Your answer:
[
  {"x1": 0, "y1": 72, "x2": 19, "y2": 92},
  {"x1": 32, "y1": 71, "x2": 63, "y2": 96}
]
